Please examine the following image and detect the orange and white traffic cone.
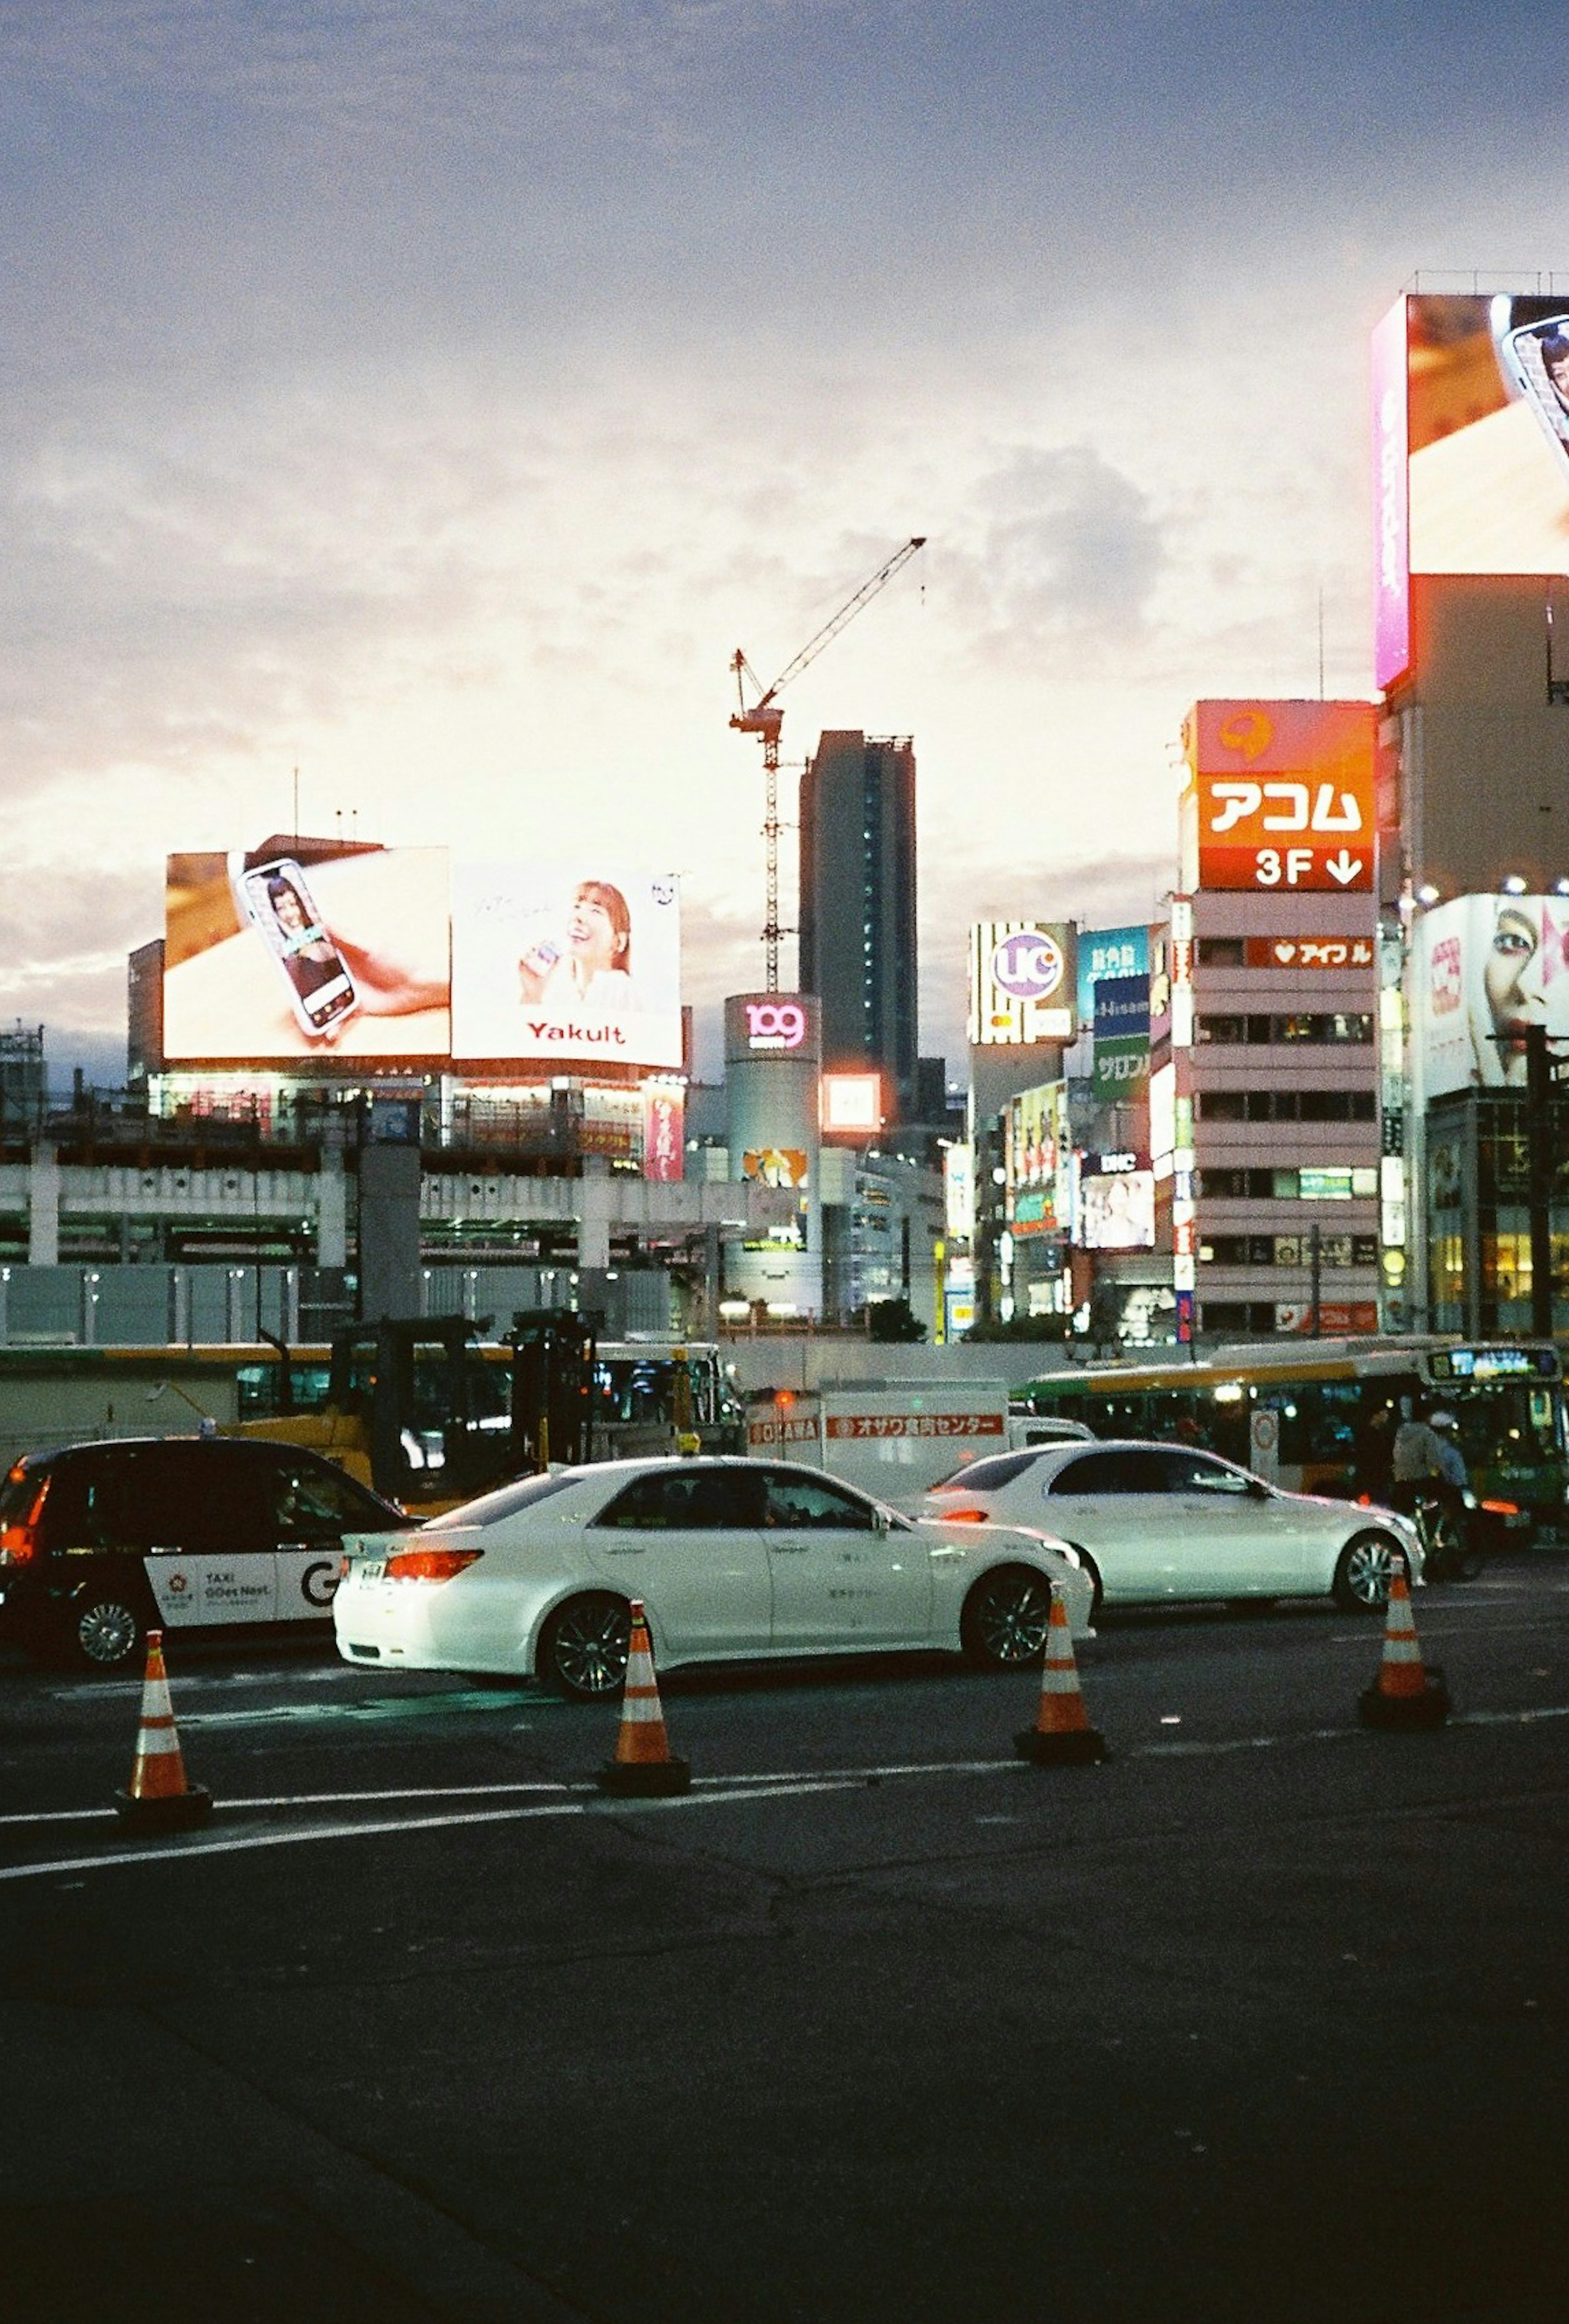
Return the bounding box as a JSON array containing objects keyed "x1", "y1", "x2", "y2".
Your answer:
[
  {"x1": 1358, "y1": 1567, "x2": 1450, "y2": 1729},
  {"x1": 597, "y1": 1600, "x2": 691, "y2": 1796},
  {"x1": 1015, "y1": 1584, "x2": 1108, "y2": 1765},
  {"x1": 114, "y1": 1629, "x2": 214, "y2": 1830}
]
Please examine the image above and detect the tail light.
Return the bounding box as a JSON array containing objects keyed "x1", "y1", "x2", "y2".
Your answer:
[
  {"x1": 384, "y1": 1547, "x2": 483, "y2": 1584},
  {"x1": 1480, "y1": 1498, "x2": 1519, "y2": 1516},
  {"x1": 0, "y1": 1477, "x2": 49, "y2": 1566},
  {"x1": 939, "y1": 1507, "x2": 990, "y2": 1525}
]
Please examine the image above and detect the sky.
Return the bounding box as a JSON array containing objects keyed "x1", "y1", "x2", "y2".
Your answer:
[{"x1": 2, "y1": 0, "x2": 1565, "y2": 1087}]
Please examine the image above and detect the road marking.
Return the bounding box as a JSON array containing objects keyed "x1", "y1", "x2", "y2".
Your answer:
[
  {"x1": 5, "y1": 1712, "x2": 1567, "y2": 1885},
  {"x1": 179, "y1": 1687, "x2": 537, "y2": 1728}
]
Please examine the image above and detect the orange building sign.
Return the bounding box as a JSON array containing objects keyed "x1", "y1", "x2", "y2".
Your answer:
[{"x1": 1183, "y1": 702, "x2": 1377, "y2": 894}]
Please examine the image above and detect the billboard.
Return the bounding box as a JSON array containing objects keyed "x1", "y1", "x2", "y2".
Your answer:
[
  {"x1": 1414, "y1": 891, "x2": 1569, "y2": 1099},
  {"x1": 1006, "y1": 1080, "x2": 1071, "y2": 1237},
  {"x1": 1077, "y1": 1166, "x2": 1156, "y2": 1251},
  {"x1": 1373, "y1": 292, "x2": 1569, "y2": 689},
  {"x1": 1076, "y1": 925, "x2": 1149, "y2": 1024},
  {"x1": 451, "y1": 863, "x2": 682, "y2": 1068},
  {"x1": 1181, "y1": 702, "x2": 1377, "y2": 895},
  {"x1": 821, "y1": 1073, "x2": 883, "y2": 1137},
  {"x1": 164, "y1": 849, "x2": 683, "y2": 1071},
  {"x1": 968, "y1": 922, "x2": 1076, "y2": 1046},
  {"x1": 163, "y1": 849, "x2": 453, "y2": 1062}
]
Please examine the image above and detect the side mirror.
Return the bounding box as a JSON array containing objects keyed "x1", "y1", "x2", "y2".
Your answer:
[{"x1": 873, "y1": 1506, "x2": 890, "y2": 1536}]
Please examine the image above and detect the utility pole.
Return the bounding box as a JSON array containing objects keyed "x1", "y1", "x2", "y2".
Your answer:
[{"x1": 1524, "y1": 1023, "x2": 1558, "y2": 1340}]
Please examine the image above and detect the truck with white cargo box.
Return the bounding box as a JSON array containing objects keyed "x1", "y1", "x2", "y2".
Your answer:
[{"x1": 746, "y1": 1381, "x2": 1014, "y2": 1508}]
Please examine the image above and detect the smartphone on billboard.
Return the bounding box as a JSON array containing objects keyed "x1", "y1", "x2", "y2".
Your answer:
[
  {"x1": 1500, "y1": 313, "x2": 1569, "y2": 478},
  {"x1": 233, "y1": 857, "x2": 358, "y2": 1040}
]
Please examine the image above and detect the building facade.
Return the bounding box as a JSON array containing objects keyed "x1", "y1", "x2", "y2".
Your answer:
[{"x1": 798, "y1": 731, "x2": 919, "y2": 1122}]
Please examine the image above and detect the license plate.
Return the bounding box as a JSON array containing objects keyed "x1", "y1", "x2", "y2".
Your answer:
[{"x1": 356, "y1": 1559, "x2": 387, "y2": 1581}]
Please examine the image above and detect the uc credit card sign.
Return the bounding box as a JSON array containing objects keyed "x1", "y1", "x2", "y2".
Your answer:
[
  {"x1": 1183, "y1": 702, "x2": 1377, "y2": 894},
  {"x1": 968, "y1": 921, "x2": 1077, "y2": 1045}
]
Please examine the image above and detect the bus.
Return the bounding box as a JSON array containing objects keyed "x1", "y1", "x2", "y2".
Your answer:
[
  {"x1": 0, "y1": 1333, "x2": 743, "y2": 1498},
  {"x1": 1012, "y1": 1339, "x2": 1568, "y2": 1537}
]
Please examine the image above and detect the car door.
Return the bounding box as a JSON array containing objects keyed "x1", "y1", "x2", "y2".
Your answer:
[
  {"x1": 1036, "y1": 1447, "x2": 1182, "y2": 1603},
  {"x1": 587, "y1": 1466, "x2": 772, "y2": 1657},
  {"x1": 760, "y1": 1467, "x2": 931, "y2": 1649},
  {"x1": 1157, "y1": 1449, "x2": 1310, "y2": 1596},
  {"x1": 269, "y1": 1452, "x2": 401, "y2": 1623},
  {"x1": 136, "y1": 1444, "x2": 279, "y2": 1627}
]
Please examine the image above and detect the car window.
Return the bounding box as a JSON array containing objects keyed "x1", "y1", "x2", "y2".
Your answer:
[
  {"x1": 1048, "y1": 1449, "x2": 1172, "y2": 1496},
  {"x1": 762, "y1": 1471, "x2": 878, "y2": 1531},
  {"x1": 48, "y1": 1444, "x2": 271, "y2": 1555},
  {"x1": 595, "y1": 1468, "x2": 766, "y2": 1530},
  {"x1": 440, "y1": 1470, "x2": 583, "y2": 1529},
  {"x1": 929, "y1": 1452, "x2": 1042, "y2": 1493},
  {"x1": 1164, "y1": 1452, "x2": 1255, "y2": 1495},
  {"x1": 272, "y1": 1455, "x2": 401, "y2": 1540}
]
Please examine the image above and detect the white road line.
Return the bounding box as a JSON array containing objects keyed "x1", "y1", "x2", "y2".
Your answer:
[
  {"x1": 4, "y1": 1711, "x2": 1567, "y2": 1884},
  {"x1": 0, "y1": 1777, "x2": 864, "y2": 1884}
]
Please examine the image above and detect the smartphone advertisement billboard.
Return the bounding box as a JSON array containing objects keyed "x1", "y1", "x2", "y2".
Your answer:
[
  {"x1": 1373, "y1": 293, "x2": 1569, "y2": 689},
  {"x1": 968, "y1": 922, "x2": 1076, "y2": 1046},
  {"x1": 1414, "y1": 891, "x2": 1569, "y2": 1099},
  {"x1": 1181, "y1": 702, "x2": 1377, "y2": 895},
  {"x1": 163, "y1": 850, "x2": 682, "y2": 1071}
]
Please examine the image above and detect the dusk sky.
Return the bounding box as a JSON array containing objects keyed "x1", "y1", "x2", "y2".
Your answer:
[{"x1": 3, "y1": 1, "x2": 1563, "y2": 1083}]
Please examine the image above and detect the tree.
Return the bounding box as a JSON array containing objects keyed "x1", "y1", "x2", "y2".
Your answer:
[{"x1": 866, "y1": 1297, "x2": 926, "y2": 1343}]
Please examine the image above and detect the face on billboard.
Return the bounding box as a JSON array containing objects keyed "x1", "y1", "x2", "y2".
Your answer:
[
  {"x1": 1418, "y1": 892, "x2": 1569, "y2": 1096},
  {"x1": 1185, "y1": 702, "x2": 1376, "y2": 895},
  {"x1": 451, "y1": 865, "x2": 682, "y2": 1069},
  {"x1": 1375, "y1": 294, "x2": 1569, "y2": 688},
  {"x1": 163, "y1": 849, "x2": 452, "y2": 1061},
  {"x1": 1078, "y1": 1170, "x2": 1156, "y2": 1251}
]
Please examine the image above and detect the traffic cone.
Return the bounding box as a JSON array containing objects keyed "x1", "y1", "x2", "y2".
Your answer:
[
  {"x1": 1015, "y1": 1584, "x2": 1108, "y2": 1765},
  {"x1": 1358, "y1": 1568, "x2": 1450, "y2": 1730},
  {"x1": 114, "y1": 1630, "x2": 214, "y2": 1831},
  {"x1": 597, "y1": 1600, "x2": 691, "y2": 1796}
]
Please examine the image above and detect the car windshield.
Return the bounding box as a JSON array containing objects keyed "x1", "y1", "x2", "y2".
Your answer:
[{"x1": 424, "y1": 1469, "x2": 584, "y2": 1530}]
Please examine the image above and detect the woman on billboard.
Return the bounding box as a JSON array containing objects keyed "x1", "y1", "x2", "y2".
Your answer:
[
  {"x1": 518, "y1": 880, "x2": 637, "y2": 1015},
  {"x1": 1464, "y1": 893, "x2": 1569, "y2": 1084}
]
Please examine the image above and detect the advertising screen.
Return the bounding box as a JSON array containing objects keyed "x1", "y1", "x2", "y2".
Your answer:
[
  {"x1": 1414, "y1": 891, "x2": 1569, "y2": 1099},
  {"x1": 1076, "y1": 925, "x2": 1149, "y2": 1025},
  {"x1": 1373, "y1": 292, "x2": 1569, "y2": 689},
  {"x1": 1078, "y1": 1168, "x2": 1156, "y2": 1251},
  {"x1": 968, "y1": 922, "x2": 1076, "y2": 1046},
  {"x1": 1006, "y1": 1080, "x2": 1071, "y2": 1236},
  {"x1": 163, "y1": 848, "x2": 453, "y2": 1062},
  {"x1": 451, "y1": 864, "x2": 682, "y2": 1069},
  {"x1": 165, "y1": 849, "x2": 684, "y2": 1072},
  {"x1": 1182, "y1": 702, "x2": 1377, "y2": 896},
  {"x1": 820, "y1": 1073, "x2": 883, "y2": 1136}
]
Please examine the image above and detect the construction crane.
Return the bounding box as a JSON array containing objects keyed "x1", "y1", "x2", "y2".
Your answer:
[{"x1": 730, "y1": 534, "x2": 926, "y2": 991}]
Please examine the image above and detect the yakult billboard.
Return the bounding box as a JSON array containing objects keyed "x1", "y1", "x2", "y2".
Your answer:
[
  {"x1": 165, "y1": 848, "x2": 684, "y2": 1072},
  {"x1": 1373, "y1": 292, "x2": 1569, "y2": 689}
]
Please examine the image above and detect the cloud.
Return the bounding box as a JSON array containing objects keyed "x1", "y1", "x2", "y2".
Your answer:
[{"x1": 941, "y1": 447, "x2": 1167, "y2": 675}]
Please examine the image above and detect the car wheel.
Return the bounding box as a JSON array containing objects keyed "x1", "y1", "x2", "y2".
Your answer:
[
  {"x1": 536, "y1": 1591, "x2": 633, "y2": 1702},
  {"x1": 961, "y1": 1565, "x2": 1055, "y2": 1670},
  {"x1": 65, "y1": 1589, "x2": 149, "y2": 1671},
  {"x1": 1333, "y1": 1531, "x2": 1408, "y2": 1613}
]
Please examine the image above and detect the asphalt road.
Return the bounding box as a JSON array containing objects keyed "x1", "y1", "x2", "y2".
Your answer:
[{"x1": 2, "y1": 1560, "x2": 1567, "y2": 2324}]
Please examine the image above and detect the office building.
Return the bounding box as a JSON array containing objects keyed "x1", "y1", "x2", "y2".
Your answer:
[{"x1": 798, "y1": 731, "x2": 919, "y2": 1122}]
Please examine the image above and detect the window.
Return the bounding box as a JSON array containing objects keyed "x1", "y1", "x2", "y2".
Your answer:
[
  {"x1": 1164, "y1": 1452, "x2": 1253, "y2": 1495},
  {"x1": 762, "y1": 1471, "x2": 877, "y2": 1530},
  {"x1": 1196, "y1": 937, "x2": 1245, "y2": 966},
  {"x1": 1049, "y1": 1449, "x2": 1171, "y2": 1495},
  {"x1": 930, "y1": 1451, "x2": 1041, "y2": 1493},
  {"x1": 596, "y1": 1467, "x2": 765, "y2": 1530},
  {"x1": 272, "y1": 1455, "x2": 393, "y2": 1540}
]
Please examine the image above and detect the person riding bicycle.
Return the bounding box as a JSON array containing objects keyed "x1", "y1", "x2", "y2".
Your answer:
[{"x1": 1391, "y1": 1403, "x2": 1471, "y2": 1566}]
